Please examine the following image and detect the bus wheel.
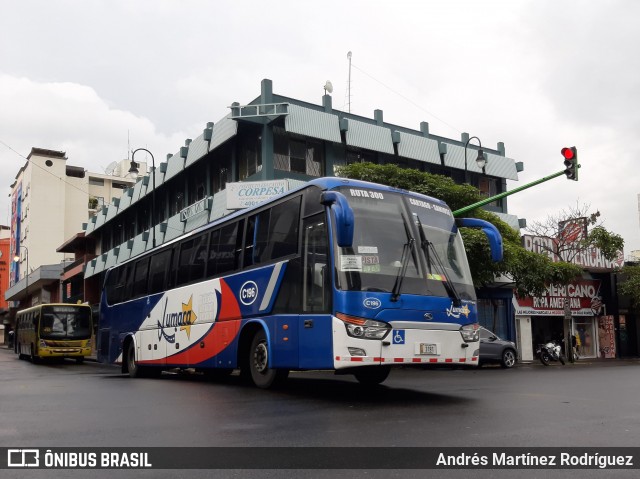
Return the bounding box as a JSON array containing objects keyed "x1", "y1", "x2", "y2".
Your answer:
[
  {"x1": 75, "y1": 357, "x2": 85, "y2": 365},
  {"x1": 249, "y1": 330, "x2": 288, "y2": 389},
  {"x1": 354, "y1": 366, "x2": 391, "y2": 386},
  {"x1": 126, "y1": 341, "x2": 144, "y2": 378},
  {"x1": 30, "y1": 345, "x2": 40, "y2": 364}
]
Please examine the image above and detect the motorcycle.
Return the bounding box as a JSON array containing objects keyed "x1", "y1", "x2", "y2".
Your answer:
[{"x1": 536, "y1": 340, "x2": 565, "y2": 366}]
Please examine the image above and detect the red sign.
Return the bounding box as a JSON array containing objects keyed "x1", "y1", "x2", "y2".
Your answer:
[
  {"x1": 597, "y1": 316, "x2": 616, "y2": 358},
  {"x1": 515, "y1": 279, "x2": 602, "y2": 317}
]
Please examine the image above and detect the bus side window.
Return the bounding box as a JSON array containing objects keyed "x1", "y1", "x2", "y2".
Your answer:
[
  {"x1": 206, "y1": 229, "x2": 221, "y2": 277},
  {"x1": 303, "y1": 186, "x2": 323, "y2": 217},
  {"x1": 244, "y1": 210, "x2": 270, "y2": 267},
  {"x1": 148, "y1": 249, "x2": 172, "y2": 294},
  {"x1": 132, "y1": 257, "x2": 150, "y2": 299},
  {"x1": 119, "y1": 264, "x2": 133, "y2": 303},
  {"x1": 215, "y1": 221, "x2": 241, "y2": 275},
  {"x1": 177, "y1": 233, "x2": 209, "y2": 287},
  {"x1": 303, "y1": 213, "x2": 329, "y2": 312},
  {"x1": 167, "y1": 244, "x2": 179, "y2": 290},
  {"x1": 265, "y1": 197, "x2": 300, "y2": 262},
  {"x1": 245, "y1": 197, "x2": 301, "y2": 267}
]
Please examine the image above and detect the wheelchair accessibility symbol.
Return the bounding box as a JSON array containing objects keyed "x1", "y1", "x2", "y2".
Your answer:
[{"x1": 393, "y1": 330, "x2": 405, "y2": 344}]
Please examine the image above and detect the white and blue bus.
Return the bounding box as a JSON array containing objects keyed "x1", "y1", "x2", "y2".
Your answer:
[{"x1": 98, "y1": 177, "x2": 503, "y2": 388}]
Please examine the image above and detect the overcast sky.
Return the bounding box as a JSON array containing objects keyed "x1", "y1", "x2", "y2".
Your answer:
[{"x1": 1, "y1": 0, "x2": 639, "y2": 255}]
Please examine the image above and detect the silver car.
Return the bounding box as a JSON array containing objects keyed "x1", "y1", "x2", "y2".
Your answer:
[{"x1": 479, "y1": 327, "x2": 518, "y2": 368}]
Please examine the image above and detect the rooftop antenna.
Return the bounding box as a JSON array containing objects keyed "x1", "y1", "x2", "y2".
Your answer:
[
  {"x1": 324, "y1": 80, "x2": 333, "y2": 95},
  {"x1": 347, "y1": 51, "x2": 352, "y2": 113}
]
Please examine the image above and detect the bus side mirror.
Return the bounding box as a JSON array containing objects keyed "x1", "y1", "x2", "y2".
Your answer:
[
  {"x1": 455, "y1": 218, "x2": 503, "y2": 262},
  {"x1": 320, "y1": 191, "x2": 354, "y2": 247}
]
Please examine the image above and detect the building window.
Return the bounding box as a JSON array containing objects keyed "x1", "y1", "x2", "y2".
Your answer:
[
  {"x1": 273, "y1": 128, "x2": 324, "y2": 177},
  {"x1": 168, "y1": 179, "x2": 185, "y2": 217},
  {"x1": 89, "y1": 178, "x2": 105, "y2": 186},
  {"x1": 238, "y1": 130, "x2": 262, "y2": 181},
  {"x1": 478, "y1": 177, "x2": 501, "y2": 207},
  {"x1": 345, "y1": 148, "x2": 376, "y2": 165},
  {"x1": 187, "y1": 161, "x2": 208, "y2": 205}
]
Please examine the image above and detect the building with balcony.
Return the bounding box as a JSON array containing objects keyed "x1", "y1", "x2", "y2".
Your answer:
[
  {"x1": 5, "y1": 149, "x2": 141, "y2": 323},
  {"x1": 80, "y1": 78, "x2": 524, "y2": 341}
]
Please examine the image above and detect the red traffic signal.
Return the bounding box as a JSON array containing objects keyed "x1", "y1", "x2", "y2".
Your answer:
[
  {"x1": 561, "y1": 147, "x2": 575, "y2": 160},
  {"x1": 562, "y1": 146, "x2": 578, "y2": 181}
]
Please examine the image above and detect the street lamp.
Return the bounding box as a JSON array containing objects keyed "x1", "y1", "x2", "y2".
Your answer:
[
  {"x1": 464, "y1": 136, "x2": 487, "y2": 184},
  {"x1": 130, "y1": 148, "x2": 156, "y2": 248},
  {"x1": 13, "y1": 245, "x2": 28, "y2": 305}
]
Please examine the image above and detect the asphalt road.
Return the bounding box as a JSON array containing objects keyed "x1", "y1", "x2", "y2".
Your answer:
[{"x1": 1, "y1": 347, "x2": 639, "y2": 479}]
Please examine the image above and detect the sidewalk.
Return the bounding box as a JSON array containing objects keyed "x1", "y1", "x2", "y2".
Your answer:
[{"x1": 519, "y1": 357, "x2": 640, "y2": 367}]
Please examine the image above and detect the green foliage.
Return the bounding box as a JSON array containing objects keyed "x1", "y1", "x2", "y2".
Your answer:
[
  {"x1": 619, "y1": 265, "x2": 640, "y2": 308},
  {"x1": 587, "y1": 226, "x2": 624, "y2": 262},
  {"x1": 337, "y1": 162, "x2": 583, "y2": 295}
]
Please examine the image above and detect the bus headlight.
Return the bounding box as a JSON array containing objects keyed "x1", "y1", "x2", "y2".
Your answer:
[
  {"x1": 336, "y1": 313, "x2": 391, "y2": 340},
  {"x1": 460, "y1": 323, "x2": 480, "y2": 342}
]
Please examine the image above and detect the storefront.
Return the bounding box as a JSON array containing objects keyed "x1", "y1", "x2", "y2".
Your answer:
[{"x1": 514, "y1": 278, "x2": 610, "y2": 361}]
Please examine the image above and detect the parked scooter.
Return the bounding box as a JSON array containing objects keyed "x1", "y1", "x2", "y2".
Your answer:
[{"x1": 536, "y1": 340, "x2": 565, "y2": 366}]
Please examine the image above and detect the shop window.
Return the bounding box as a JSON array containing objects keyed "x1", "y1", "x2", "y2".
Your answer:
[{"x1": 478, "y1": 298, "x2": 508, "y2": 339}]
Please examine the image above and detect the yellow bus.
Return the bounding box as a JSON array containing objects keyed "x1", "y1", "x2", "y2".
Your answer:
[{"x1": 15, "y1": 304, "x2": 93, "y2": 363}]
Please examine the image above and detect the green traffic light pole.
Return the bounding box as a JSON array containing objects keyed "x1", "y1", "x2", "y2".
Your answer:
[{"x1": 452, "y1": 166, "x2": 580, "y2": 217}]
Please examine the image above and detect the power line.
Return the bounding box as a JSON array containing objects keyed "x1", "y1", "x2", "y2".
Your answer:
[
  {"x1": 0, "y1": 139, "x2": 199, "y2": 237},
  {"x1": 350, "y1": 63, "x2": 463, "y2": 135},
  {"x1": 0, "y1": 139, "x2": 95, "y2": 198}
]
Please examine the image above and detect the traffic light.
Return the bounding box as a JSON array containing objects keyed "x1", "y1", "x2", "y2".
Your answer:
[{"x1": 562, "y1": 146, "x2": 578, "y2": 181}]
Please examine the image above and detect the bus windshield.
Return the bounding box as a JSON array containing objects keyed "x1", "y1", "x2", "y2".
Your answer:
[
  {"x1": 40, "y1": 305, "x2": 92, "y2": 340},
  {"x1": 334, "y1": 187, "x2": 476, "y2": 300}
]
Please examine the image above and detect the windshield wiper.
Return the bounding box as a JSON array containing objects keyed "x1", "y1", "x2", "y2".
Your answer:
[
  {"x1": 391, "y1": 213, "x2": 415, "y2": 302},
  {"x1": 414, "y1": 215, "x2": 462, "y2": 307}
]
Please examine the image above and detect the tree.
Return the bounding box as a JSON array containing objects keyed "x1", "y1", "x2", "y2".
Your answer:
[
  {"x1": 524, "y1": 205, "x2": 624, "y2": 362},
  {"x1": 524, "y1": 204, "x2": 624, "y2": 264},
  {"x1": 336, "y1": 162, "x2": 586, "y2": 297},
  {"x1": 618, "y1": 264, "x2": 640, "y2": 308}
]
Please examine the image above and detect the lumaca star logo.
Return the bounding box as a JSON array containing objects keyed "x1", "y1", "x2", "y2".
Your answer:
[
  {"x1": 180, "y1": 296, "x2": 198, "y2": 339},
  {"x1": 445, "y1": 302, "x2": 471, "y2": 319}
]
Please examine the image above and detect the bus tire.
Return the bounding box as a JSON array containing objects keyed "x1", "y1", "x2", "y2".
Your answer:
[
  {"x1": 248, "y1": 329, "x2": 288, "y2": 389},
  {"x1": 76, "y1": 357, "x2": 85, "y2": 364},
  {"x1": 354, "y1": 366, "x2": 391, "y2": 386},
  {"x1": 30, "y1": 345, "x2": 40, "y2": 364},
  {"x1": 126, "y1": 340, "x2": 144, "y2": 378}
]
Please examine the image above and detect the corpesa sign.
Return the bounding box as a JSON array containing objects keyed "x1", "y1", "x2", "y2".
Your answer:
[{"x1": 226, "y1": 180, "x2": 289, "y2": 209}]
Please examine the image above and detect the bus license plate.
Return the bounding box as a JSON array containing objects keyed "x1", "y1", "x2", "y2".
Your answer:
[{"x1": 419, "y1": 343, "x2": 437, "y2": 355}]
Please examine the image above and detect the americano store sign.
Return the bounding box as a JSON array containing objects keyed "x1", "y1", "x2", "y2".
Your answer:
[{"x1": 514, "y1": 279, "x2": 603, "y2": 317}]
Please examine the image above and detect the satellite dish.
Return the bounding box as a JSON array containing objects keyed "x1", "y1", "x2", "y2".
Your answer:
[
  {"x1": 103, "y1": 161, "x2": 118, "y2": 175},
  {"x1": 324, "y1": 80, "x2": 333, "y2": 94}
]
